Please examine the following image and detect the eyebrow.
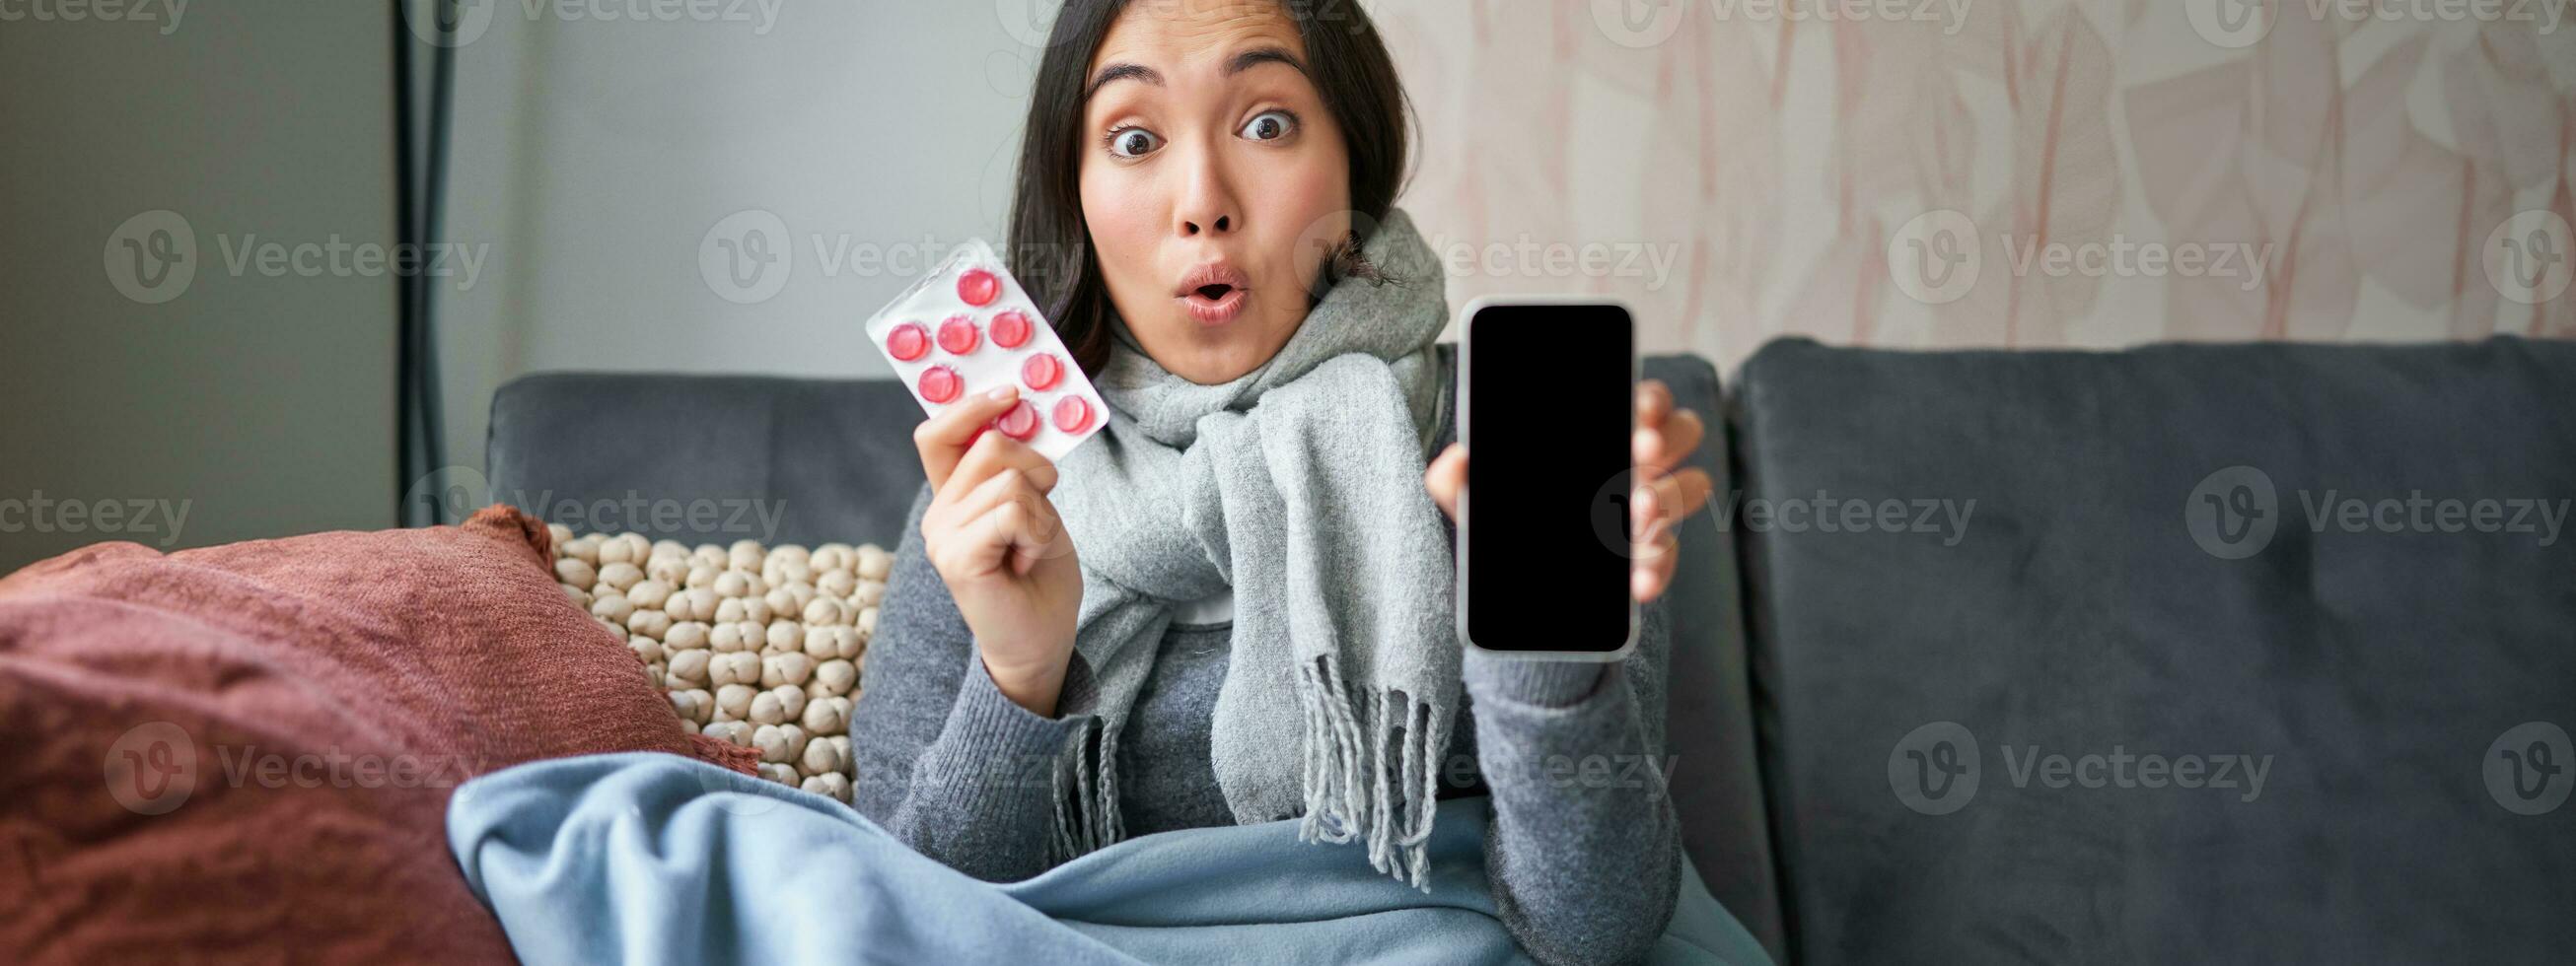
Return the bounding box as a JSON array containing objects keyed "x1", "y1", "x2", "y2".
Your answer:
[{"x1": 1083, "y1": 45, "x2": 1311, "y2": 102}]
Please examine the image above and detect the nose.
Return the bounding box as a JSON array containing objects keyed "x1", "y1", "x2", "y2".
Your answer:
[{"x1": 1172, "y1": 142, "x2": 1240, "y2": 239}]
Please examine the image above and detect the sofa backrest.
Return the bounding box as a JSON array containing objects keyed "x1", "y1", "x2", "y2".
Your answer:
[
  {"x1": 485, "y1": 373, "x2": 935, "y2": 547},
  {"x1": 1727, "y1": 336, "x2": 2576, "y2": 965}
]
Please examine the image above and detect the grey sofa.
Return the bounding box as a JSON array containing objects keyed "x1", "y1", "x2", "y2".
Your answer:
[{"x1": 488, "y1": 336, "x2": 2576, "y2": 965}]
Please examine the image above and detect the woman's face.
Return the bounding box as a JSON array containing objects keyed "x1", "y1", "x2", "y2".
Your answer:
[{"x1": 1079, "y1": 0, "x2": 1351, "y2": 385}]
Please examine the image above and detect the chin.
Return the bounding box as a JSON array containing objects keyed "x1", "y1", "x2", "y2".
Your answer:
[{"x1": 1170, "y1": 345, "x2": 1260, "y2": 385}]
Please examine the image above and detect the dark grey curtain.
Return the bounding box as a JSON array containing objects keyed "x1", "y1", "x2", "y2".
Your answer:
[{"x1": 394, "y1": 0, "x2": 459, "y2": 525}]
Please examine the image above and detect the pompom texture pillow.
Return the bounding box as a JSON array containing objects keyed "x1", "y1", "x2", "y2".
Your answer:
[{"x1": 0, "y1": 505, "x2": 753, "y2": 964}]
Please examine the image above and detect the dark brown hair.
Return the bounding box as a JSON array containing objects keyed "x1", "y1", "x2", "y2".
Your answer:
[{"x1": 1004, "y1": 0, "x2": 1415, "y2": 377}]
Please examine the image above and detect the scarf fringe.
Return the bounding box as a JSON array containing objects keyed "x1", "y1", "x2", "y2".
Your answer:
[
  {"x1": 1296, "y1": 652, "x2": 1443, "y2": 893},
  {"x1": 1045, "y1": 654, "x2": 1446, "y2": 892},
  {"x1": 1049, "y1": 716, "x2": 1124, "y2": 865}
]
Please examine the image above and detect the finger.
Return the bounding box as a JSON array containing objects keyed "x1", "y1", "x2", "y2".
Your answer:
[
  {"x1": 1664, "y1": 467, "x2": 1716, "y2": 521},
  {"x1": 927, "y1": 465, "x2": 1029, "y2": 565},
  {"x1": 950, "y1": 498, "x2": 1027, "y2": 578},
  {"x1": 944, "y1": 463, "x2": 1032, "y2": 527},
  {"x1": 914, "y1": 385, "x2": 1026, "y2": 490},
  {"x1": 976, "y1": 487, "x2": 1069, "y2": 573},
  {"x1": 1424, "y1": 444, "x2": 1467, "y2": 520},
  {"x1": 1630, "y1": 517, "x2": 1678, "y2": 600},
  {"x1": 1636, "y1": 533, "x2": 1681, "y2": 601},
  {"x1": 1655, "y1": 525, "x2": 1682, "y2": 584},
  {"x1": 1635, "y1": 380, "x2": 1674, "y2": 430},
  {"x1": 939, "y1": 462, "x2": 1066, "y2": 564},
  {"x1": 1633, "y1": 466, "x2": 1716, "y2": 532},
  {"x1": 945, "y1": 426, "x2": 1059, "y2": 506},
  {"x1": 949, "y1": 477, "x2": 1063, "y2": 579},
  {"x1": 1633, "y1": 407, "x2": 1706, "y2": 477}
]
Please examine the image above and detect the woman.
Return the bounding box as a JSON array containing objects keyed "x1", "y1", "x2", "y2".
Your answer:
[{"x1": 847, "y1": 1, "x2": 1718, "y2": 963}]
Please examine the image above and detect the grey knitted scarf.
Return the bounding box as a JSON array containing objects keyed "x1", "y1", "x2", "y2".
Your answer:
[{"x1": 1046, "y1": 208, "x2": 1456, "y2": 890}]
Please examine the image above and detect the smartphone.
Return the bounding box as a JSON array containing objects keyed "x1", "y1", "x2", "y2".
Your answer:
[{"x1": 1457, "y1": 296, "x2": 1640, "y2": 659}]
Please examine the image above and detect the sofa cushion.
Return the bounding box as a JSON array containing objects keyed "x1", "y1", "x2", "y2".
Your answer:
[
  {"x1": 1729, "y1": 336, "x2": 2576, "y2": 965},
  {"x1": 0, "y1": 506, "x2": 751, "y2": 963}
]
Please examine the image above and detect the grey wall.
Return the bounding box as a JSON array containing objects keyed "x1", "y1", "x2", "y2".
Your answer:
[
  {"x1": 0, "y1": 2, "x2": 398, "y2": 573},
  {"x1": 437, "y1": 1, "x2": 1041, "y2": 490}
]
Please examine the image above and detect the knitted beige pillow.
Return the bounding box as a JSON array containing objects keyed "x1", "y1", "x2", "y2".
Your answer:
[{"x1": 546, "y1": 526, "x2": 883, "y2": 804}]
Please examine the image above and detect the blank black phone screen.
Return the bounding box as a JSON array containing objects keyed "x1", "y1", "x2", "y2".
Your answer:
[{"x1": 1463, "y1": 303, "x2": 1634, "y2": 653}]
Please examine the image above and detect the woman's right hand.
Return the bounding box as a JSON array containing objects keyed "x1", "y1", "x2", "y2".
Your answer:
[{"x1": 913, "y1": 384, "x2": 1084, "y2": 717}]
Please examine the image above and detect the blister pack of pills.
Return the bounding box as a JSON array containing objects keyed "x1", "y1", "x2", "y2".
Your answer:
[{"x1": 862, "y1": 239, "x2": 1109, "y2": 463}]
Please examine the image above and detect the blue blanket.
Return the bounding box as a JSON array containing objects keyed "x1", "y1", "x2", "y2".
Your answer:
[{"x1": 445, "y1": 752, "x2": 1771, "y2": 965}]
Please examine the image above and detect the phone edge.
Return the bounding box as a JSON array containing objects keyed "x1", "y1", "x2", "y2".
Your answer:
[{"x1": 1454, "y1": 293, "x2": 1642, "y2": 664}]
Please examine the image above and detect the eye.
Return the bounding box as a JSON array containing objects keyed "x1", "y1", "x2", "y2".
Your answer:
[
  {"x1": 1107, "y1": 126, "x2": 1161, "y2": 159},
  {"x1": 1239, "y1": 109, "x2": 1297, "y2": 142}
]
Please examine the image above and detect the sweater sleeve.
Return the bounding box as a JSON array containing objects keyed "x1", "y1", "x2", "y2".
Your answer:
[
  {"x1": 1461, "y1": 596, "x2": 1682, "y2": 966},
  {"x1": 847, "y1": 481, "x2": 1098, "y2": 882}
]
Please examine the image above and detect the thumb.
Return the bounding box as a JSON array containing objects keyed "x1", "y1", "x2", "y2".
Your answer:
[{"x1": 1424, "y1": 443, "x2": 1467, "y2": 521}]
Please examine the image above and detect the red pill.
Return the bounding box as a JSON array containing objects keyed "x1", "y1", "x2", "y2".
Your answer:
[
  {"x1": 958, "y1": 268, "x2": 1000, "y2": 307},
  {"x1": 994, "y1": 399, "x2": 1040, "y2": 441},
  {"x1": 937, "y1": 315, "x2": 979, "y2": 354},
  {"x1": 886, "y1": 321, "x2": 930, "y2": 362},
  {"x1": 917, "y1": 365, "x2": 963, "y2": 404},
  {"x1": 1021, "y1": 352, "x2": 1063, "y2": 391},
  {"x1": 1052, "y1": 395, "x2": 1095, "y2": 434},
  {"x1": 990, "y1": 310, "x2": 1033, "y2": 349}
]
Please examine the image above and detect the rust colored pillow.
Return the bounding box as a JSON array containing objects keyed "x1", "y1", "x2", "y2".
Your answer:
[{"x1": 0, "y1": 506, "x2": 756, "y2": 964}]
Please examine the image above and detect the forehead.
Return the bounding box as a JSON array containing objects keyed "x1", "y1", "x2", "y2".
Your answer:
[{"x1": 1091, "y1": 0, "x2": 1304, "y2": 73}]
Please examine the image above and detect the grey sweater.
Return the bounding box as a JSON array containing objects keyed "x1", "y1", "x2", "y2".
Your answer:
[{"x1": 848, "y1": 353, "x2": 1683, "y2": 965}]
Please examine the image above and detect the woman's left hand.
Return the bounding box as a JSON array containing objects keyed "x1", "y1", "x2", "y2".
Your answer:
[{"x1": 1425, "y1": 378, "x2": 1718, "y2": 602}]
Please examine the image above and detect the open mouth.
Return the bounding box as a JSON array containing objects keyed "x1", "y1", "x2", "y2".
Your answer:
[
  {"x1": 1180, "y1": 284, "x2": 1247, "y2": 324},
  {"x1": 1176, "y1": 264, "x2": 1251, "y2": 324}
]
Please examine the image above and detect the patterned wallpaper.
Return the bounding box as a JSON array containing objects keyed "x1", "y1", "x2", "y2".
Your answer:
[{"x1": 1372, "y1": 0, "x2": 2575, "y2": 375}]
